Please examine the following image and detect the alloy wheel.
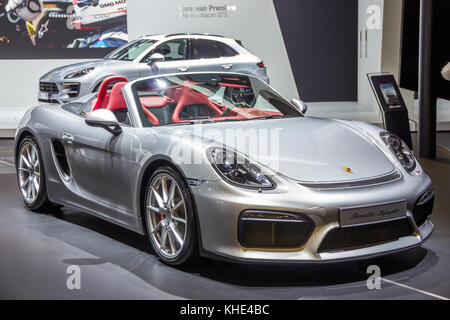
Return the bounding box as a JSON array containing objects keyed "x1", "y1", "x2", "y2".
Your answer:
[
  {"x1": 147, "y1": 173, "x2": 187, "y2": 259},
  {"x1": 18, "y1": 142, "x2": 41, "y2": 204}
]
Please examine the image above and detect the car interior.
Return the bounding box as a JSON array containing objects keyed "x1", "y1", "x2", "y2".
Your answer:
[{"x1": 86, "y1": 75, "x2": 286, "y2": 127}]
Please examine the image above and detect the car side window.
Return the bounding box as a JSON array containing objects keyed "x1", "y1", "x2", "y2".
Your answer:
[
  {"x1": 142, "y1": 39, "x2": 188, "y2": 63},
  {"x1": 190, "y1": 39, "x2": 238, "y2": 59},
  {"x1": 61, "y1": 103, "x2": 85, "y2": 116},
  {"x1": 80, "y1": 99, "x2": 95, "y2": 116}
]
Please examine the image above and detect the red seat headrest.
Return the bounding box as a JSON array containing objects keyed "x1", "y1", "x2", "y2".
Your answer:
[{"x1": 91, "y1": 76, "x2": 128, "y2": 111}]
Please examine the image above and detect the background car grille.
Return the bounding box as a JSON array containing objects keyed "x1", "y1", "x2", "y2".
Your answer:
[
  {"x1": 39, "y1": 82, "x2": 59, "y2": 94},
  {"x1": 318, "y1": 218, "x2": 414, "y2": 253}
]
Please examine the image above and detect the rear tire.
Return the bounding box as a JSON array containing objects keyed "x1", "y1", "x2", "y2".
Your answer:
[
  {"x1": 144, "y1": 166, "x2": 198, "y2": 266},
  {"x1": 16, "y1": 136, "x2": 53, "y2": 211}
]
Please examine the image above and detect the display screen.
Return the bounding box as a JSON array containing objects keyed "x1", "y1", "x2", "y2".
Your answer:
[
  {"x1": 368, "y1": 74, "x2": 407, "y2": 112},
  {"x1": 0, "y1": 0, "x2": 127, "y2": 59},
  {"x1": 379, "y1": 83, "x2": 401, "y2": 108}
]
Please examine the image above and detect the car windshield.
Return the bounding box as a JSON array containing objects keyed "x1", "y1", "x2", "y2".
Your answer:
[
  {"x1": 131, "y1": 74, "x2": 301, "y2": 127},
  {"x1": 104, "y1": 39, "x2": 156, "y2": 61}
]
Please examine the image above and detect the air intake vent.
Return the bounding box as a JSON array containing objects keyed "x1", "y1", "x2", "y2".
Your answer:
[
  {"x1": 51, "y1": 140, "x2": 71, "y2": 181},
  {"x1": 238, "y1": 210, "x2": 314, "y2": 249},
  {"x1": 413, "y1": 188, "x2": 434, "y2": 227},
  {"x1": 61, "y1": 82, "x2": 80, "y2": 98}
]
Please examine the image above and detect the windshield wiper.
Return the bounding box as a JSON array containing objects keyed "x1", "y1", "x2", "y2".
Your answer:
[
  {"x1": 252, "y1": 115, "x2": 285, "y2": 120},
  {"x1": 164, "y1": 116, "x2": 286, "y2": 127},
  {"x1": 166, "y1": 119, "x2": 216, "y2": 126}
]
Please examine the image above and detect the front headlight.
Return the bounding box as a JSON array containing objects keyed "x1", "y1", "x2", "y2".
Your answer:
[
  {"x1": 208, "y1": 147, "x2": 274, "y2": 188},
  {"x1": 380, "y1": 132, "x2": 416, "y2": 173},
  {"x1": 64, "y1": 67, "x2": 94, "y2": 79}
]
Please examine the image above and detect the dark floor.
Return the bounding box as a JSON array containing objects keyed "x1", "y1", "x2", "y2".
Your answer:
[{"x1": 0, "y1": 136, "x2": 449, "y2": 300}]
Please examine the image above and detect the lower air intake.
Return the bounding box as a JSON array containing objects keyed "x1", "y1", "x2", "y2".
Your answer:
[{"x1": 318, "y1": 218, "x2": 414, "y2": 253}]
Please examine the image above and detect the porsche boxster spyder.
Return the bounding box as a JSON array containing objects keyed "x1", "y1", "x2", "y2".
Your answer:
[{"x1": 15, "y1": 72, "x2": 434, "y2": 265}]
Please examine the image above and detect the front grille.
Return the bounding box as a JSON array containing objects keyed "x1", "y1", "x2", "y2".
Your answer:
[
  {"x1": 318, "y1": 218, "x2": 414, "y2": 253},
  {"x1": 413, "y1": 189, "x2": 434, "y2": 227},
  {"x1": 39, "y1": 82, "x2": 59, "y2": 94},
  {"x1": 238, "y1": 210, "x2": 315, "y2": 249},
  {"x1": 61, "y1": 82, "x2": 80, "y2": 98}
]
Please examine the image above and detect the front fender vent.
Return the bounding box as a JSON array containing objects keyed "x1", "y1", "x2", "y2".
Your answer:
[{"x1": 51, "y1": 140, "x2": 72, "y2": 181}]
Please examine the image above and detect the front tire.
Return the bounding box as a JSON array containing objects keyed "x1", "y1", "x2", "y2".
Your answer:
[
  {"x1": 144, "y1": 166, "x2": 198, "y2": 266},
  {"x1": 16, "y1": 136, "x2": 52, "y2": 211}
]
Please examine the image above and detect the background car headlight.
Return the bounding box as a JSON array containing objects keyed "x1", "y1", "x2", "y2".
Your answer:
[
  {"x1": 64, "y1": 67, "x2": 95, "y2": 79},
  {"x1": 209, "y1": 148, "x2": 273, "y2": 188},
  {"x1": 380, "y1": 132, "x2": 416, "y2": 172}
]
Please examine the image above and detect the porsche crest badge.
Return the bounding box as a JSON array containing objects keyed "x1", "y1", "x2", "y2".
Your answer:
[{"x1": 342, "y1": 167, "x2": 354, "y2": 174}]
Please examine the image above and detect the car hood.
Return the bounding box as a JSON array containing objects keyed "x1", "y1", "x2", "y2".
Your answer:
[
  {"x1": 40, "y1": 59, "x2": 130, "y2": 81},
  {"x1": 188, "y1": 117, "x2": 395, "y2": 183}
]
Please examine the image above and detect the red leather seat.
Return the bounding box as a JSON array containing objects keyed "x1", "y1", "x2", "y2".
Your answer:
[
  {"x1": 106, "y1": 82, "x2": 128, "y2": 112},
  {"x1": 142, "y1": 106, "x2": 160, "y2": 126},
  {"x1": 172, "y1": 86, "x2": 222, "y2": 123},
  {"x1": 106, "y1": 82, "x2": 159, "y2": 126}
]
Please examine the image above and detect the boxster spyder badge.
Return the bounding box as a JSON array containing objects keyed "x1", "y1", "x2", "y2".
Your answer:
[{"x1": 15, "y1": 72, "x2": 434, "y2": 266}]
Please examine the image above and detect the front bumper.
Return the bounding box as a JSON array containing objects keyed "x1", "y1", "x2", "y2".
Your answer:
[{"x1": 191, "y1": 171, "x2": 434, "y2": 263}]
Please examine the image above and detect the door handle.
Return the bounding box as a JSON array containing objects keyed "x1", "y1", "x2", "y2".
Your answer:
[
  {"x1": 360, "y1": 30, "x2": 362, "y2": 58},
  {"x1": 365, "y1": 29, "x2": 368, "y2": 58},
  {"x1": 61, "y1": 132, "x2": 74, "y2": 144},
  {"x1": 178, "y1": 67, "x2": 189, "y2": 72},
  {"x1": 222, "y1": 64, "x2": 233, "y2": 70}
]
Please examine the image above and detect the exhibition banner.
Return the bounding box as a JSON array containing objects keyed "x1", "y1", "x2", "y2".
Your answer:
[{"x1": 0, "y1": 0, "x2": 127, "y2": 58}]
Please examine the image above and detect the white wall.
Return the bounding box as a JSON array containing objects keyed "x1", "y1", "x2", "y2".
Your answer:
[
  {"x1": 0, "y1": 59, "x2": 96, "y2": 107},
  {"x1": 127, "y1": 0, "x2": 298, "y2": 99},
  {"x1": 357, "y1": 0, "x2": 384, "y2": 117}
]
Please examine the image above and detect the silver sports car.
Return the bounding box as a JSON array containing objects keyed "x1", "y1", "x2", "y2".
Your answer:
[
  {"x1": 16, "y1": 72, "x2": 434, "y2": 266},
  {"x1": 38, "y1": 34, "x2": 269, "y2": 104}
]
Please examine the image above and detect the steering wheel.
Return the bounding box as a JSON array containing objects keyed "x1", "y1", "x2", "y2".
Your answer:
[
  {"x1": 222, "y1": 87, "x2": 255, "y2": 117},
  {"x1": 229, "y1": 87, "x2": 255, "y2": 108}
]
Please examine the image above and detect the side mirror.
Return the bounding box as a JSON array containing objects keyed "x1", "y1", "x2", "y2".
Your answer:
[
  {"x1": 291, "y1": 98, "x2": 308, "y2": 114},
  {"x1": 85, "y1": 109, "x2": 122, "y2": 135},
  {"x1": 147, "y1": 53, "x2": 165, "y2": 66}
]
